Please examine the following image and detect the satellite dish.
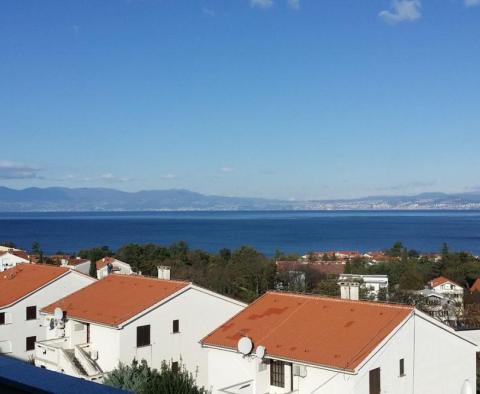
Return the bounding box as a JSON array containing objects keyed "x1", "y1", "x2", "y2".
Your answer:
[
  {"x1": 255, "y1": 345, "x2": 266, "y2": 359},
  {"x1": 54, "y1": 307, "x2": 63, "y2": 320},
  {"x1": 461, "y1": 380, "x2": 473, "y2": 394},
  {"x1": 237, "y1": 337, "x2": 253, "y2": 355}
]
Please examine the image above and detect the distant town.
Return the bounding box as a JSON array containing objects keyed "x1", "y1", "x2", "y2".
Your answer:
[
  {"x1": 1, "y1": 240, "x2": 479, "y2": 393},
  {"x1": 2, "y1": 186, "x2": 480, "y2": 211}
]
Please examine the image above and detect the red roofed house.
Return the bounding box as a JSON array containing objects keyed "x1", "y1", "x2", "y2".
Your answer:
[
  {"x1": 95, "y1": 257, "x2": 132, "y2": 279},
  {"x1": 0, "y1": 264, "x2": 96, "y2": 361},
  {"x1": 201, "y1": 292, "x2": 476, "y2": 394},
  {"x1": 35, "y1": 273, "x2": 246, "y2": 387},
  {"x1": 60, "y1": 257, "x2": 92, "y2": 276},
  {"x1": 429, "y1": 276, "x2": 464, "y2": 302},
  {"x1": 0, "y1": 251, "x2": 30, "y2": 272}
]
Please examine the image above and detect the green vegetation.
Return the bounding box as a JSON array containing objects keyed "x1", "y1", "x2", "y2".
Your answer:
[
  {"x1": 31, "y1": 241, "x2": 43, "y2": 263},
  {"x1": 80, "y1": 242, "x2": 275, "y2": 303},
  {"x1": 104, "y1": 359, "x2": 205, "y2": 394},
  {"x1": 77, "y1": 241, "x2": 480, "y2": 305}
]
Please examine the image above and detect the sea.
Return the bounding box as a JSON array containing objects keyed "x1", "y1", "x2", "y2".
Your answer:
[{"x1": 0, "y1": 210, "x2": 480, "y2": 256}]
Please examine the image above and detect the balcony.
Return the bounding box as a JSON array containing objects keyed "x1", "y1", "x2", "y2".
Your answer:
[{"x1": 35, "y1": 338, "x2": 103, "y2": 382}]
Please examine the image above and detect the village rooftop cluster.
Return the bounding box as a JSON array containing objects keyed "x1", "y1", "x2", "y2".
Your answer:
[{"x1": 0, "y1": 244, "x2": 479, "y2": 393}]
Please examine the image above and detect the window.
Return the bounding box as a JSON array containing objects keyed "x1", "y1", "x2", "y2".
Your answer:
[
  {"x1": 270, "y1": 360, "x2": 285, "y2": 388},
  {"x1": 26, "y1": 306, "x2": 36, "y2": 320},
  {"x1": 26, "y1": 336, "x2": 36, "y2": 351},
  {"x1": 136, "y1": 325, "x2": 150, "y2": 347},
  {"x1": 173, "y1": 319, "x2": 179, "y2": 333},
  {"x1": 172, "y1": 361, "x2": 179, "y2": 374},
  {"x1": 0, "y1": 312, "x2": 5, "y2": 325},
  {"x1": 399, "y1": 358, "x2": 405, "y2": 376},
  {"x1": 369, "y1": 368, "x2": 381, "y2": 394}
]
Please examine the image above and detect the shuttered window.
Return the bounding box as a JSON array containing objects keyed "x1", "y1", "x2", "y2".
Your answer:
[
  {"x1": 369, "y1": 368, "x2": 381, "y2": 394},
  {"x1": 26, "y1": 306, "x2": 36, "y2": 320},
  {"x1": 26, "y1": 336, "x2": 36, "y2": 351},
  {"x1": 270, "y1": 360, "x2": 285, "y2": 388},
  {"x1": 136, "y1": 325, "x2": 150, "y2": 347},
  {"x1": 173, "y1": 319, "x2": 179, "y2": 333},
  {"x1": 399, "y1": 358, "x2": 405, "y2": 376}
]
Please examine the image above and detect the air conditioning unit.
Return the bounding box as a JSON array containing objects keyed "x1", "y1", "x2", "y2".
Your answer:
[{"x1": 292, "y1": 364, "x2": 307, "y2": 378}]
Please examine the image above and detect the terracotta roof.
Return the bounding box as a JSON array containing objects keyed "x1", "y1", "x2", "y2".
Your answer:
[
  {"x1": 67, "y1": 258, "x2": 90, "y2": 267},
  {"x1": 430, "y1": 276, "x2": 461, "y2": 288},
  {"x1": 277, "y1": 261, "x2": 344, "y2": 276},
  {"x1": 42, "y1": 275, "x2": 189, "y2": 326},
  {"x1": 202, "y1": 292, "x2": 412, "y2": 371},
  {"x1": 0, "y1": 265, "x2": 69, "y2": 308},
  {"x1": 470, "y1": 278, "x2": 480, "y2": 292}
]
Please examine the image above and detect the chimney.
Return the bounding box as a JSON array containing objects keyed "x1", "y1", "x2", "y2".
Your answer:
[
  {"x1": 157, "y1": 266, "x2": 171, "y2": 280},
  {"x1": 339, "y1": 281, "x2": 359, "y2": 301}
]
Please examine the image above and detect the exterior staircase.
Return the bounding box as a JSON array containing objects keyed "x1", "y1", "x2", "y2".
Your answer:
[{"x1": 64, "y1": 349, "x2": 88, "y2": 376}]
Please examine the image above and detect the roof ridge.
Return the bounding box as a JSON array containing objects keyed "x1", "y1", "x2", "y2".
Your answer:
[
  {"x1": 112, "y1": 273, "x2": 190, "y2": 286},
  {"x1": 266, "y1": 291, "x2": 413, "y2": 311}
]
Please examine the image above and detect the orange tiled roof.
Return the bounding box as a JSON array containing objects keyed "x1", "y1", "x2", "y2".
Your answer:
[
  {"x1": 430, "y1": 276, "x2": 461, "y2": 288},
  {"x1": 42, "y1": 275, "x2": 189, "y2": 326},
  {"x1": 0, "y1": 265, "x2": 69, "y2": 307},
  {"x1": 67, "y1": 258, "x2": 90, "y2": 267},
  {"x1": 202, "y1": 292, "x2": 412, "y2": 371},
  {"x1": 470, "y1": 278, "x2": 480, "y2": 292}
]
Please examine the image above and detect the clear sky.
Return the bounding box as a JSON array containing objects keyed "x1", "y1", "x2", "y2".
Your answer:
[{"x1": 1, "y1": 0, "x2": 479, "y2": 200}]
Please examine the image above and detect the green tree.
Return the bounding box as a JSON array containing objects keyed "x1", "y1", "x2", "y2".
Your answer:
[
  {"x1": 31, "y1": 241, "x2": 43, "y2": 263},
  {"x1": 104, "y1": 359, "x2": 205, "y2": 394},
  {"x1": 387, "y1": 241, "x2": 403, "y2": 257}
]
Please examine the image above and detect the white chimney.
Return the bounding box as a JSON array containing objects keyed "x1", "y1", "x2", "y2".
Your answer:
[
  {"x1": 157, "y1": 266, "x2": 171, "y2": 280},
  {"x1": 340, "y1": 281, "x2": 359, "y2": 301}
]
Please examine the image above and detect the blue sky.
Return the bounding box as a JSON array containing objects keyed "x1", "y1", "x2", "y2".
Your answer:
[{"x1": 1, "y1": 0, "x2": 479, "y2": 200}]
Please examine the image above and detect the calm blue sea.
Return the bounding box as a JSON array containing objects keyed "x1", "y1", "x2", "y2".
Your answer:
[{"x1": 0, "y1": 211, "x2": 480, "y2": 256}]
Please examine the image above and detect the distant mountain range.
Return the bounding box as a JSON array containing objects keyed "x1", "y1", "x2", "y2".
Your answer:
[{"x1": 1, "y1": 187, "x2": 480, "y2": 211}]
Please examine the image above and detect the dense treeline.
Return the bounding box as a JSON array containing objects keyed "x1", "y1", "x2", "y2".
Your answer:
[
  {"x1": 79, "y1": 242, "x2": 276, "y2": 303},
  {"x1": 75, "y1": 241, "x2": 480, "y2": 303}
]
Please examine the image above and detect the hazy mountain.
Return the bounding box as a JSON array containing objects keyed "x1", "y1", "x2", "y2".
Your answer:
[{"x1": 0, "y1": 186, "x2": 480, "y2": 211}]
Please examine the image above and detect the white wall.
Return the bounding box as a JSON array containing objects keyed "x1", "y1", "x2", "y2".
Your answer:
[
  {"x1": 97, "y1": 260, "x2": 132, "y2": 279},
  {"x1": 0, "y1": 254, "x2": 29, "y2": 272},
  {"x1": 0, "y1": 271, "x2": 95, "y2": 360},
  {"x1": 87, "y1": 286, "x2": 245, "y2": 388},
  {"x1": 413, "y1": 313, "x2": 476, "y2": 394},
  {"x1": 68, "y1": 261, "x2": 91, "y2": 276}
]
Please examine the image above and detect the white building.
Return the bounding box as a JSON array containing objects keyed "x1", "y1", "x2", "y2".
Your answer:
[
  {"x1": 338, "y1": 274, "x2": 389, "y2": 300},
  {"x1": 95, "y1": 257, "x2": 132, "y2": 279},
  {"x1": 35, "y1": 274, "x2": 246, "y2": 387},
  {"x1": 0, "y1": 250, "x2": 30, "y2": 272},
  {"x1": 201, "y1": 292, "x2": 476, "y2": 394},
  {"x1": 0, "y1": 264, "x2": 96, "y2": 361},
  {"x1": 429, "y1": 276, "x2": 464, "y2": 300},
  {"x1": 0, "y1": 245, "x2": 23, "y2": 253},
  {"x1": 60, "y1": 257, "x2": 92, "y2": 276}
]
